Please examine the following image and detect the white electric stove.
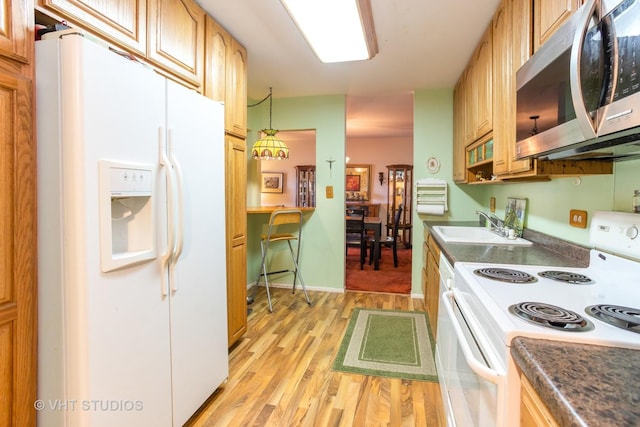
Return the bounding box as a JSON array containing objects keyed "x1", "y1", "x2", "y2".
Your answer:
[{"x1": 436, "y1": 211, "x2": 640, "y2": 427}]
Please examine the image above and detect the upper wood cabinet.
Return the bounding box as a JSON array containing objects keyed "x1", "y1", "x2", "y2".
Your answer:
[
  {"x1": 453, "y1": 76, "x2": 467, "y2": 183},
  {"x1": 462, "y1": 25, "x2": 493, "y2": 146},
  {"x1": 204, "y1": 16, "x2": 229, "y2": 103},
  {"x1": 225, "y1": 39, "x2": 248, "y2": 138},
  {"x1": 533, "y1": 0, "x2": 582, "y2": 52},
  {"x1": 204, "y1": 17, "x2": 248, "y2": 137},
  {"x1": 0, "y1": 0, "x2": 31, "y2": 64},
  {"x1": 492, "y1": 0, "x2": 511, "y2": 176},
  {"x1": 148, "y1": 0, "x2": 205, "y2": 88},
  {"x1": 37, "y1": 0, "x2": 147, "y2": 55},
  {"x1": 473, "y1": 26, "x2": 493, "y2": 140}
]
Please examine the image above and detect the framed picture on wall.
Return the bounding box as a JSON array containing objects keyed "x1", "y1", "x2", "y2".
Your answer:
[
  {"x1": 261, "y1": 172, "x2": 284, "y2": 193},
  {"x1": 346, "y1": 175, "x2": 361, "y2": 191}
]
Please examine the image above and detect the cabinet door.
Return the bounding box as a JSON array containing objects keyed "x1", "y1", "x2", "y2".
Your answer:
[
  {"x1": 225, "y1": 134, "x2": 247, "y2": 347},
  {"x1": 533, "y1": 0, "x2": 582, "y2": 51},
  {"x1": 492, "y1": 1, "x2": 511, "y2": 176},
  {"x1": 204, "y1": 16, "x2": 229, "y2": 102},
  {"x1": 474, "y1": 26, "x2": 493, "y2": 139},
  {"x1": 0, "y1": 73, "x2": 36, "y2": 427},
  {"x1": 509, "y1": 0, "x2": 535, "y2": 174},
  {"x1": 225, "y1": 39, "x2": 247, "y2": 138},
  {"x1": 148, "y1": 0, "x2": 205, "y2": 88},
  {"x1": 463, "y1": 64, "x2": 476, "y2": 145},
  {"x1": 426, "y1": 250, "x2": 440, "y2": 332},
  {"x1": 0, "y1": 0, "x2": 30, "y2": 63},
  {"x1": 453, "y1": 76, "x2": 467, "y2": 182},
  {"x1": 37, "y1": 0, "x2": 146, "y2": 55}
]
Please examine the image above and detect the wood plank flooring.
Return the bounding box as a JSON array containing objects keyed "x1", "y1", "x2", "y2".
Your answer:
[{"x1": 187, "y1": 288, "x2": 445, "y2": 426}]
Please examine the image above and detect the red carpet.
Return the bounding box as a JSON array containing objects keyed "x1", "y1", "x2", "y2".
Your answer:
[{"x1": 345, "y1": 246, "x2": 412, "y2": 294}]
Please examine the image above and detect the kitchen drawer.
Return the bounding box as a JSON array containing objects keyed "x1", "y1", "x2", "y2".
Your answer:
[{"x1": 427, "y1": 234, "x2": 441, "y2": 264}]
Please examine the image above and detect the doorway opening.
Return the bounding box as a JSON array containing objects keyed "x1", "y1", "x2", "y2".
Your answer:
[{"x1": 344, "y1": 92, "x2": 414, "y2": 294}]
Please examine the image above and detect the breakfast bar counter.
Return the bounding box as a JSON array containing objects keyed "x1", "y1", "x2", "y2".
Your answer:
[{"x1": 511, "y1": 337, "x2": 640, "y2": 426}]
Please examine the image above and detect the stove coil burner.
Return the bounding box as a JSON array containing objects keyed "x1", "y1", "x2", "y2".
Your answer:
[
  {"x1": 586, "y1": 305, "x2": 640, "y2": 334},
  {"x1": 474, "y1": 268, "x2": 537, "y2": 283},
  {"x1": 509, "y1": 302, "x2": 594, "y2": 332},
  {"x1": 538, "y1": 270, "x2": 594, "y2": 285}
]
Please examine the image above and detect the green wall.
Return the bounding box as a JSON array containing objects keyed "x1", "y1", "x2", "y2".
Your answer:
[
  {"x1": 247, "y1": 95, "x2": 348, "y2": 291},
  {"x1": 246, "y1": 89, "x2": 640, "y2": 295}
]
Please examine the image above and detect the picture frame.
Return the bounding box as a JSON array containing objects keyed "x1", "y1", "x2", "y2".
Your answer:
[
  {"x1": 261, "y1": 172, "x2": 284, "y2": 193},
  {"x1": 345, "y1": 175, "x2": 361, "y2": 191},
  {"x1": 345, "y1": 164, "x2": 371, "y2": 201}
]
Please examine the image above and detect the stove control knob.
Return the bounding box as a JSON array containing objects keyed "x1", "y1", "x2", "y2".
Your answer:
[{"x1": 625, "y1": 225, "x2": 639, "y2": 240}]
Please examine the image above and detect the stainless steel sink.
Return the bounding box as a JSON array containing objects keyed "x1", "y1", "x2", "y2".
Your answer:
[{"x1": 431, "y1": 226, "x2": 533, "y2": 246}]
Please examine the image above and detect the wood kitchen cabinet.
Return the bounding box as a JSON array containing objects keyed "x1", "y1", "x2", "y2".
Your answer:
[
  {"x1": 453, "y1": 76, "x2": 467, "y2": 183},
  {"x1": 37, "y1": 0, "x2": 206, "y2": 90},
  {"x1": 225, "y1": 134, "x2": 248, "y2": 347},
  {"x1": 36, "y1": 0, "x2": 147, "y2": 55},
  {"x1": 0, "y1": 1, "x2": 37, "y2": 425},
  {"x1": 461, "y1": 24, "x2": 492, "y2": 147},
  {"x1": 148, "y1": 0, "x2": 205, "y2": 88},
  {"x1": 533, "y1": 0, "x2": 583, "y2": 52},
  {"x1": 204, "y1": 17, "x2": 248, "y2": 137},
  {"x1": 204, "y1": 16, "x2": 230, "y2": 103},
  {"x1": 520, "y1": 374, "x2": 560, "y2": 427},
  {"x1": 225, "y1": 39, "x2": 248, "y2": 138},
  {"x1": 423, "y1": 230, "x2": 440, "y2": 332},
  {"x1": 453, "y1": 0, "x2": 613, "y2": 183}
]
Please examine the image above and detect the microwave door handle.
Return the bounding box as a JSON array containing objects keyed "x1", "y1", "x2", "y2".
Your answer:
[
  {"x1": 441, "y1": 291, "x2": 504, "y2": 384},
  {"x1": 570, "y1": 0, "x2": 599, "y2": 139}
]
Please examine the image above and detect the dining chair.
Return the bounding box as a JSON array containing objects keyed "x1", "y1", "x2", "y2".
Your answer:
[
  {"x1": 378, "y1": 205, "x2": 403, "y2": 268},
  {"x1": 251, "y1": 208, "x2": 311, "y2": 312},
  {"x1": 346, "y1": 208, "x2": 368, "y2": 270}
]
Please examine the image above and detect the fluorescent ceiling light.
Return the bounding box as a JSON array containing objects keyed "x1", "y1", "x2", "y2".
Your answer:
[{"x1": 281, "y1": 0, "x2": 378, "y2": 63}]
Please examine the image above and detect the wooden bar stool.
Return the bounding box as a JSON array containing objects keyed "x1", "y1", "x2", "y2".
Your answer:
[{"x1": 251, "y1": 208, "x2": 311, "y2": 312}]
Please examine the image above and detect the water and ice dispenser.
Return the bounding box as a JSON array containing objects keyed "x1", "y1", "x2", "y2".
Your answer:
[{"x1": 99, "y1": 160, "x2": 156, "y2": 272}]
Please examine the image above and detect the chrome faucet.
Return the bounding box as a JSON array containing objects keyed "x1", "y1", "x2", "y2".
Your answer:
[{"x1": 476, "y1": 210, "x2": 505, "y2": 235}]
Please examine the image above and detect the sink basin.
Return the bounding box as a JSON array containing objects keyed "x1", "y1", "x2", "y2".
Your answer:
[{"x1": 431, "y1": 226, "x2": 533, "y2": 246}]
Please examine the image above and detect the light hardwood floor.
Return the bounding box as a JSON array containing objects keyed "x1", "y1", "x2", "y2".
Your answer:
[{"x1": 187, "y1": 288, "x2": 445, "y2": 426}]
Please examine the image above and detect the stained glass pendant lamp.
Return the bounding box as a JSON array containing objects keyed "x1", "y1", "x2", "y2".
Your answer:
[{"x1": 250, "y1": 87, "x2": 289, "y2": 160}]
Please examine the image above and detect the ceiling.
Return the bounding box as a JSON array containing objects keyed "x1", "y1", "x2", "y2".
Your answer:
[{"x1": 196, "y1": 0, "x2": 501, "y2": 138}]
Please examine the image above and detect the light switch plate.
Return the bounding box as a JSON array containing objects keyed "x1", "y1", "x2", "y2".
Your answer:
[
  {"x1": 326, "y1": 185, "x2": 333, "y2": 199},
  {"x1": 569, "y1": 209, "x2": 588, "y2": 228}
]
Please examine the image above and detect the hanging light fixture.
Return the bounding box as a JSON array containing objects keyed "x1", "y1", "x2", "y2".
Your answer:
[{"x1": 249, "y1": 87, "x2": 289, "y2": 160}]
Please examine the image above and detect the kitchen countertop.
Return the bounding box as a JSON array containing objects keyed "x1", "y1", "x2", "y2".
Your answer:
[
  {"x1": 423, "y1": 220, "x2": 637, "y2": 426},
  {"x1": 424, "y1": 220, "x2": 591, "y2": 268},
  {"x1": 511, "y1": 337, "x2": 640, "y2": 427}
]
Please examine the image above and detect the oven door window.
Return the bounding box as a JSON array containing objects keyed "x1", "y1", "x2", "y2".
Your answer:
[{"x1": 438, "y1": 292, "x2": 504, "y2": 427}]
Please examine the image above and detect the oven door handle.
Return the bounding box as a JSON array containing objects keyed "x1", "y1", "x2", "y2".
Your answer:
[{"x1": 442, "y1": 291, "x2": 504, "y2": 385}]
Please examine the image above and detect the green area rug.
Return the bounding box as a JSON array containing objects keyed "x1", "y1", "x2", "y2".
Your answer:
[{"x1": 332, "y1": 308, "x2": 438, "y2": 382}]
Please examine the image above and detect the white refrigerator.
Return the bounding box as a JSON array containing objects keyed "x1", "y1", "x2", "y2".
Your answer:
[{"x1": 36, "y1": 33, "x2": 228, "y2": 426}]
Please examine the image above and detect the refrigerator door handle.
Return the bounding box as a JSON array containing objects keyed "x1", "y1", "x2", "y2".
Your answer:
[
  {"x1": 168, "y1": 130, "x2": 185, "y2": 293},
  {"x1": 159, "y1": 128, "x2": 177, "y2": 296}
]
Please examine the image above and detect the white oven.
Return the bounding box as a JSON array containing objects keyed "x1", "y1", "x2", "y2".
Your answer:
[{"x1": 437, "y1": 211, "x2": 640, "y2": 426}]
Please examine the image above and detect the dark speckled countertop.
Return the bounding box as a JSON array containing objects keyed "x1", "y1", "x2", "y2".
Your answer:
[{"x1": 511, "y1": 337, "x2": 640, "y2": 426}]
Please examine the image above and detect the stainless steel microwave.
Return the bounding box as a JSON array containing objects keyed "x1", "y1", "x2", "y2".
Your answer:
[{"x1": 515, "y1": 0, "x2": 640, "y2": 161}]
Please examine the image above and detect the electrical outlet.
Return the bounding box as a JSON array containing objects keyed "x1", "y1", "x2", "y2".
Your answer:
[{"x1": 569, "y1": 209, "x2": 588, "y2": 228}]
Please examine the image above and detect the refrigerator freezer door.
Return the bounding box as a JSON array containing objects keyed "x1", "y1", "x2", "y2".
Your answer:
[
  {"x1": 37, "y1": 35, "x2": 173, "y2": 426},
  {"x1": 165, "y1": 80, "x2": 228, "y2": 426}
]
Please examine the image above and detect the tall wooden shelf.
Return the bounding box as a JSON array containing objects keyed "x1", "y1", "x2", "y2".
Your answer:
[
  {"x1": 386, "y1": 164, "x2": 413, "y2": 248},
  {"x1": 295, "y1": 165, "x2": 316, "y2": 208}
]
